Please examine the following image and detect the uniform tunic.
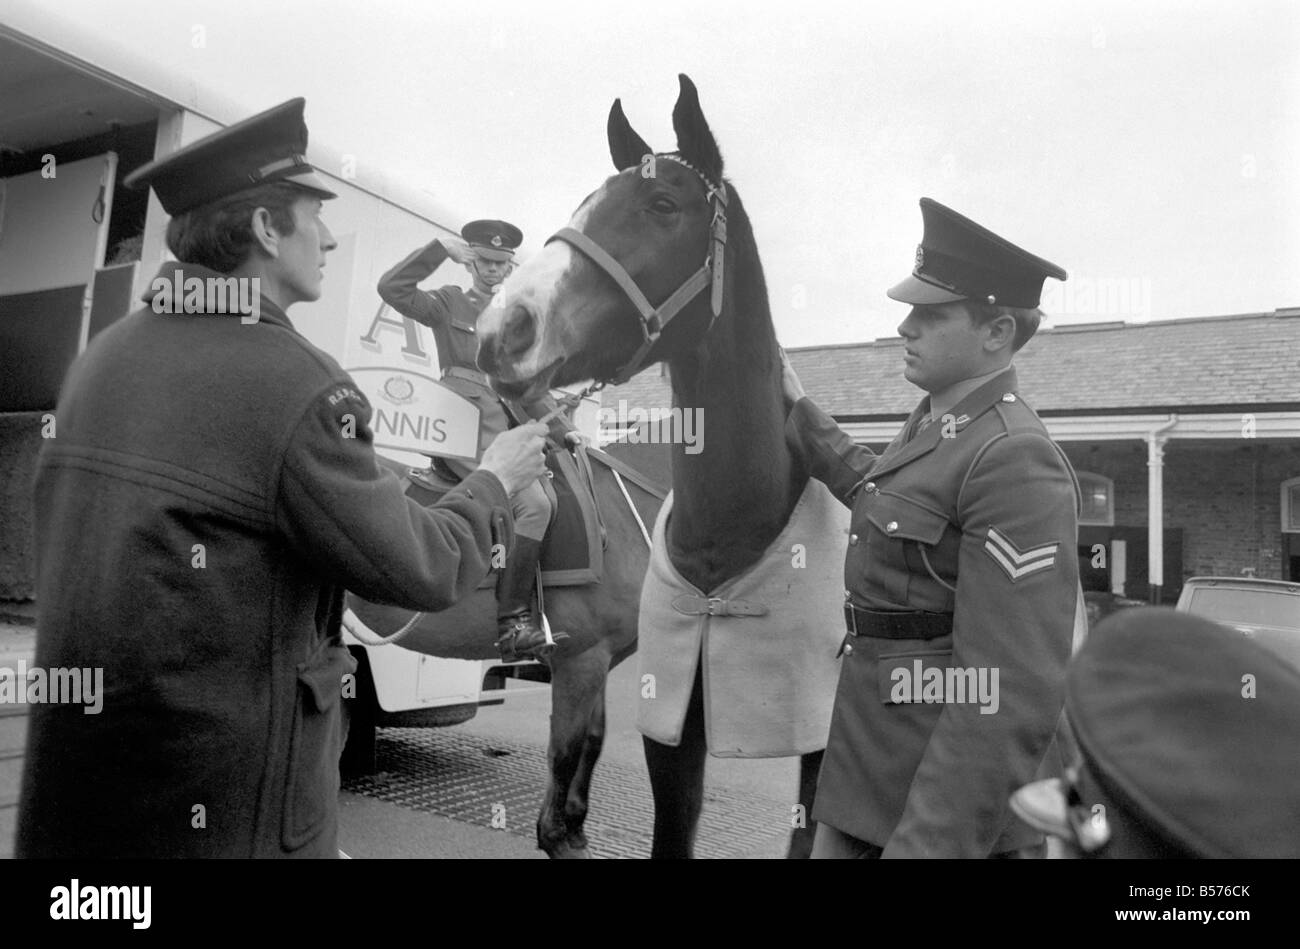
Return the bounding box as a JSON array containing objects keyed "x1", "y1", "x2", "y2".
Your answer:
[
  {"x1": 377, "y1": 240, "x2": 553, "y2": 539},
  {"x1": 17, "y1": 262, "x2": 512, "y2": 858},
  {"x1": 786, "y1": 367, "x2": 1081, "y2": 857},
  {"x1": 377, "y1": 239, "x2": 508, "y2": 465}
]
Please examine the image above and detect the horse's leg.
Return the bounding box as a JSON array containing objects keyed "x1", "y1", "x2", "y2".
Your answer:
[
  {"x1": 786, "y1": 749, "x2": 823, "y2": 859},
  {"x1": 537, "y1": 645, "x2": 609, "y2": 859},
  {"x1": 643, "y1": 661, "x2": 707, "y2": 859},
  {"x1": 560, "y1": 674, "x2": 607, "y2": 853}
]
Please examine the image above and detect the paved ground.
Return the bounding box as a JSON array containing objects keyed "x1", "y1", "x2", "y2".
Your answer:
[
  {"x1": 340, "y1": 654, "x2": 801, "y2": 858},
  {"x1": 0, "y1": 611, "x2": 1066, "y2": 859},
  {"x1": 0, "y1": 608, "x2": 801, "y2": 859}
]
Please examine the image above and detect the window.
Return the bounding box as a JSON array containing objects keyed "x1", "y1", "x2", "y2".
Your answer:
[
  {"x1": 1076, "y1": 471, "x2": 1114, "y2": 526},
  {"x1": 1283, "y1": 477, "x2": 1300, "y2": 533}
]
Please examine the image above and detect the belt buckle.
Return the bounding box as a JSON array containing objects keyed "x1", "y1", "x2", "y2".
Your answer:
[
  {"x1": 706, "y1": 597, "x2": 726, "y2": 616},
  {"x1": 838, "y1": 603, "x2": 857, "y2": 659}
]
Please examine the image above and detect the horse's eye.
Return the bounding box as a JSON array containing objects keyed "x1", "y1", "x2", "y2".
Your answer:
[{"x1": 649, "y1": 196, "x2": 678, "y2": 214}]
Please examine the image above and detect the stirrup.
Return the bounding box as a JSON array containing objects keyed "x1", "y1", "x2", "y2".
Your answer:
[{"x1": 495, "y1": 614, "x2": 569, "y2": 663}]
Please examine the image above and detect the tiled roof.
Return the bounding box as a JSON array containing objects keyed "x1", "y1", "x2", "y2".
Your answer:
[{"x1": 603, "y1": 310, "x2": 1300, "y2": 418}]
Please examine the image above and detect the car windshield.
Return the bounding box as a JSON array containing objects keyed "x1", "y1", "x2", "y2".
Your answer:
[{"x1": 1186, "y1": 588, "x2": 1300, "y2": 630}]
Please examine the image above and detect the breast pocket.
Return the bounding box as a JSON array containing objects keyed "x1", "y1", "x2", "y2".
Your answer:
[
  {"x1": 282, "y1": 645, "x2": 357, "y2": 852},
  {"x1": 864, "y1": 491, "x2": 953, "y2": 604},
  {"x1": 450, "y1": 320, "x2": 479, "y2": 362}
]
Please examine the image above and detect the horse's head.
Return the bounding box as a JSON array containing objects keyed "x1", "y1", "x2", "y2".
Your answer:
[{"x1": 478, "y1": 74, "x2": 728, "y2": 400}]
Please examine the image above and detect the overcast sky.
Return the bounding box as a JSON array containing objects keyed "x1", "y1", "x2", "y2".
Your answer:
[{"x1": 32, "y1": 0, "x2": 1300, "y2": 346}]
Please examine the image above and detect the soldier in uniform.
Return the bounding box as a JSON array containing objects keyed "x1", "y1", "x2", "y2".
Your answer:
[
  {"x1": 781, "y1": 198, "x2": 1081, "y2": 857},
  {"x1": 1012, "y1": 606, "x2": 1300, "y2": 858},
  {"x1": 378, "y1": 223, "x2": 557, "y2": 661},
  {"x1": 16, "y1": 98, "x2": 548, "y2": 858}
]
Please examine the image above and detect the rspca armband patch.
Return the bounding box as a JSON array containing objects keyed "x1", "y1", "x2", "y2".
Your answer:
[{"x1": 983, "y1": 526, "x2": 1058, "y2": 581}]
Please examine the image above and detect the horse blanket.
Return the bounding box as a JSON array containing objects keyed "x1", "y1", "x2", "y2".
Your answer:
[{"x1": 636, "y1": 478, "x2": 849, "y2": 757}]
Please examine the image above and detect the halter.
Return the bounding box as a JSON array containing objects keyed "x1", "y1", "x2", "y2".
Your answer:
[{"x1": 546, "y1": 153, "x2": 729, "y2": 387}]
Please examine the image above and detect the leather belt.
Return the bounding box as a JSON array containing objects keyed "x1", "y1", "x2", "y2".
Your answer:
[
  {"x1": 843, "y1": 605, "x2": 952, "y2": 641},
  {"x1": 672, "y1": 595, "x2": 769, "y2": 617},
  {"x1": 442, "y1": 366, "x2": 489, "y2": 385}
]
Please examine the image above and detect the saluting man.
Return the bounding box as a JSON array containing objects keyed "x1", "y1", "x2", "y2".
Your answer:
[
  {"x1": 378, "y1": 223, "x2": 557, "y2": 662},
  {"x1": 782, "y1": 198, "x2": 1082, "y2": 858},
  {"x1": 16, "y1": 99, "x2": 548, "y2": 858}
]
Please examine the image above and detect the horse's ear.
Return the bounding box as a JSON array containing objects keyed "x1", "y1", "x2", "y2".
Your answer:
[
  {"x1": 671, "y1": 74, "x2": 723, "y2": 182},
  {"x1": 608, "y1": 99, "x2": 653, "y2": 172}
]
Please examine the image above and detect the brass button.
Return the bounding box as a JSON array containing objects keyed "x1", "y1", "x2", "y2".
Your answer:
[
  {"x1": 886, "y1": 521, "x2": 899, "y2": 533},
  {"x1": 1002, "y1": 393, "x2": 1016, "y2": 403},
  {"x1": 844, "y1": 590, "x2": 852, "y2": 600},
  {"x1": 864, "y1": 482, "x2": 876, "y2": 493},
  {"x1": 848, "y1": 533, "x2": 859, "y2": 546},
  {"x1": 843, "y1": 642, "x2": 854, "y2": 656}
]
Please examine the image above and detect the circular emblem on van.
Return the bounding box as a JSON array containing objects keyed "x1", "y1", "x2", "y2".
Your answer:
[{"x1": 381, "y1": 375, "x2": 416, "y2": 406}]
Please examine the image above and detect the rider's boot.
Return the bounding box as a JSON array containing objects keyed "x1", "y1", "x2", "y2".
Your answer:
[{"x1": 494, "y1": 537, "x2": 564, "y2": 662}]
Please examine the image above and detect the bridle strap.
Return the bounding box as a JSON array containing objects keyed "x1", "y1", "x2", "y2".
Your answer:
[
  {"x1": 546, "y1": 160, "x2": 728, "y2": 387},
  {"x1": 550, "y1": 227, "x2": 662, "y2": 326}
]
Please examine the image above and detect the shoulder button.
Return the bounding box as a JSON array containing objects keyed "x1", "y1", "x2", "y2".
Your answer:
[{"x1": 1001, "y1": 393, "x2": 1017, "y2": 403}]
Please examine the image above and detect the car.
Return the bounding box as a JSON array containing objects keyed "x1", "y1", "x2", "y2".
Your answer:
[
  {"x1": 1083, "y1": 590, "x2": 1145, "y2": 630},
  {"x1": 1174, "y1": 577, "x2": 1300, "y2": 672}
]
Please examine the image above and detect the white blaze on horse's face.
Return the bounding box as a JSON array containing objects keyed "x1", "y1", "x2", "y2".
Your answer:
[
  {"x1": 476, "y1": 161, "x2": 714, "y2": 401},
  {"x1": 474, "y1": 190, "x2": 605, "y2": 399}
]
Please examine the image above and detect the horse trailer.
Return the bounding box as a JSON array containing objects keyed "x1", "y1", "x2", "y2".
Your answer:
[{"x1": 0, "y1": 3, "x2": 582, "y2": 767}]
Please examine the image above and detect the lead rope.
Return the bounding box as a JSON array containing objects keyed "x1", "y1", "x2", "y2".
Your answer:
[
  {"x1": 342, "y1": 604, "x2": 422, "y2": 646},
  {"x1": 612, "y1": 468, "x2": 652, "y2": 548}
]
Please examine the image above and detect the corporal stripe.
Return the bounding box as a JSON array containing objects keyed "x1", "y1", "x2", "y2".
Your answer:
[
  {"x1": 985, "y1": 526, "x2": 1057, "y2": 580},
  {"x1": 986, "y1": 526, "x2": 1058, "y2": 564}
]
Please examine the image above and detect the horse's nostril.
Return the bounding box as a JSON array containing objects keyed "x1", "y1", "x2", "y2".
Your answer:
[{"x1": 503, "y1": 303, "x2": 536, "y2": 356}]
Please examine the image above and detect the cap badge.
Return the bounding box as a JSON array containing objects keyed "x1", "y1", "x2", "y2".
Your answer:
[
  {"x1": 491, "y1": 235, "x2": 503, "y2": 248},
  {"x1": 914, "y1": 245, "x2": 925, "y2": 271},
  {"x1": 381, "y1": 375, "x2": 417, "y2": 406}
]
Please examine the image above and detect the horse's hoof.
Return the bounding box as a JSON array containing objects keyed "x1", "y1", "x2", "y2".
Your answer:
[{"x1": 548, "y1": 841, "x2": 591, "y2": 859}]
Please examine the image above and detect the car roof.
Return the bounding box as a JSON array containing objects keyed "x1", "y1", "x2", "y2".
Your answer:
[{"x1": 1181, "y1": 577, "x2": 1300, "y2": 593}]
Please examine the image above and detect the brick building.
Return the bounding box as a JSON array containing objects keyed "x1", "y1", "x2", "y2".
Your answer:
[{"x1": 601, "y1": 310, "x2": 1300, "y2": 603}]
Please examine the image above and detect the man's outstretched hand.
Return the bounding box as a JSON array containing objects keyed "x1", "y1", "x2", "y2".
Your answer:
[
  {"x1": 479, "y1": 421, "x2": 549, "y2": 496},
  {"x1": 779, "y1": 346, "x2": 806, "y2": 406}
]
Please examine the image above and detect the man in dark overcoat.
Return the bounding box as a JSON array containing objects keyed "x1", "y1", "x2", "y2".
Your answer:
[{"x1": 16, "y1": 98, "x2": 547, "y2": 858}]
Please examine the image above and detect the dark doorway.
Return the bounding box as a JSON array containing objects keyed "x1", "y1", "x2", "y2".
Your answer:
[{"x1": 1285, "y1": 533, "x2": 1300, "y2": 582}]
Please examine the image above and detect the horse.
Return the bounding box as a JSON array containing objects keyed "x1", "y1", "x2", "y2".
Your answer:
[
  {"x1": 344, "y1": 436, "x2": 667, "y2": 860},
  {"x1": 477, "y1": 74, "x2": 841, "y2": 858}
]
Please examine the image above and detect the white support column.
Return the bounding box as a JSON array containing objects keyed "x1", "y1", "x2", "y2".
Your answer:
[
  {"x1": 1110, "y1": 539, "x2": 1127, "y2": 596},
  {"x1": 1146, "y1": 415, "x2": 1179, "y2": 603}
]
